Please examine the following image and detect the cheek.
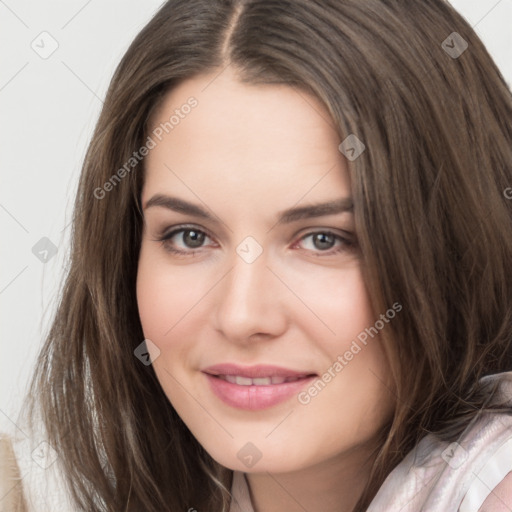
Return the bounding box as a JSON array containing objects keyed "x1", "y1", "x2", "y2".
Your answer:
[
  {"x1": 136, "y1": 264, "x2": 174, "y2": 341},
  {"x1": 284, "y1": 260, "x2": 374, "y2": 345},
  {"x1": 136, "y1": 247, "x2": 207, "y2": 342},
  {"x1": 289, "y1": 264, "x2": 393, "y2": 417}
]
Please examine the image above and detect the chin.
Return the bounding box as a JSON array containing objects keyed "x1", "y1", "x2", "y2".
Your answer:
[{"x1": 202, "y1": 440, "x2": 314, "y2": 474}]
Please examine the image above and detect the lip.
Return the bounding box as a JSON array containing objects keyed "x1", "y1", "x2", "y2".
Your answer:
[
  {"x1": 202, "y1": 363, "x2": 314, "y2": 379},
  {"x1": 202, "y1": 364, "x2": 317, "y2": 410}
]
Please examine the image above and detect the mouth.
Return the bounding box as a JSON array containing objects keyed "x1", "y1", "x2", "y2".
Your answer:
[
  {"x1": 212, "y1": 375, "x2": 308, "y2": 385},
  {"x1": 202, "y1": 364, "x2": 317, "y2": 410}
]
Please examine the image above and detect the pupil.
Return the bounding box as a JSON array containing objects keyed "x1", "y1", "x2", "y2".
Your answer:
[
  {"x1": 184, "y1": 230, "x2": 204, "y2": 248},
  {"x1": 314, "y1": 233, "x2": 334, "y2": 250},
  {"x1": 181, "y1": 231, "x2": 335, "y2": 250}
]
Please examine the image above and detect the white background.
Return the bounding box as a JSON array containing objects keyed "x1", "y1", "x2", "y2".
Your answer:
[{"x1": 1, "y1": 0, "x2": 511, "y2": 433}]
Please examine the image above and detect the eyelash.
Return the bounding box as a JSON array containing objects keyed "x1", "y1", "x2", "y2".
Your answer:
[{"x1": 154, "y1": 224, "x2": 355, "y2": 257}]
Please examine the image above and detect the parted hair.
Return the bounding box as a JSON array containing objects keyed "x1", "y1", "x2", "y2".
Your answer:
[{"x1": 21, "y1": 0, "x2": 512, "y2": 510}]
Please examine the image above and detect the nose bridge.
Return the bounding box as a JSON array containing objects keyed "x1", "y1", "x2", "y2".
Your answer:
[
  {"x1": 214, "y1": 242, "x2": 285, "y2": 340},
  {"x1": 223, "y1": 247, "x2": 269, "y2": 312}
]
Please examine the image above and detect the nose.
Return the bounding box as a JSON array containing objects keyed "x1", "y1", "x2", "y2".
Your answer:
[{"x1": 213, "y1": 248, "x2": 288, "y2": 343}]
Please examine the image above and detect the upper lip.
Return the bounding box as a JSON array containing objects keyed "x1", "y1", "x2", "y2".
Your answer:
[{"x1": 202, "y1": 363, "x2": 316, "y2": 379}]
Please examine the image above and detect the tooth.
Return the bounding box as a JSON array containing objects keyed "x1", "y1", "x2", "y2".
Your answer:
[
  {"x1": 235, "y1": 376, "x2": 253, "y2": 386},
  {"x1": 253, "y1": 377, "x2": 272, "y2": 385},
  {"x1": 220, "y1": 375, "x2": 302, "y2": 385}
]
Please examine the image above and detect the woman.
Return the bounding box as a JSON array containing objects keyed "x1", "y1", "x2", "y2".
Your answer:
[{"x1": 2, "y1": 0, "x2": 512, "y2": 510}]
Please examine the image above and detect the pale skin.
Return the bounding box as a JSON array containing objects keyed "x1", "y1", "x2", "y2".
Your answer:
[{"x1": 136, "y1": 68, "x2": 397, "y2": 512}]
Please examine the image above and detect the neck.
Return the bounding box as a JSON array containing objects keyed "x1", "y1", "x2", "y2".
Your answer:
[{"x1": 245, "y1": 445, "x2": 376, "y2": 512}]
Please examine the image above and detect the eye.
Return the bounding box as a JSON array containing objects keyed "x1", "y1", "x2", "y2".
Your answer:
[
  {"x1": 153, "y1": 225, "x2": 355, "y2": 258},
  {"x1": 156, "y1": 225, "x2": 215, "y2": 256},
  {"x1": 294, "y1": 230, "x2": 355, "y2": 256}
]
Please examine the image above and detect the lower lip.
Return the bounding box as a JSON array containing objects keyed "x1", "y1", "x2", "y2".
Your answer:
[{"x1": 204, "y1": 373, "x2": 316, "y2": 410}]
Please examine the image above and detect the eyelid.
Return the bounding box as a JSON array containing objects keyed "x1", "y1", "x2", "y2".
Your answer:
[
  {"x1": 157, "y1": 224, "x2": 352, "y2": 243},
  {"x1": 158, "y1": 223, "x2": 215, "y2": 242},
  {"x1": 293, "y1": 230, "x2": 354, "y2": 252},
  {"x1": 155, "y1": 223, "x2": 355, "y2": 258},
  {"x1": 294, "y1": 225, "x2": 354, "y2": 239}
]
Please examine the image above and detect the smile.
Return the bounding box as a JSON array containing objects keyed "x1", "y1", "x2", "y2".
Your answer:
[
  {"x1": 216, "y1": 375, "x2": 304, "y2": 385},
  {"x1": 202, "y1": 364, "x2": 317, "y2": 410}
]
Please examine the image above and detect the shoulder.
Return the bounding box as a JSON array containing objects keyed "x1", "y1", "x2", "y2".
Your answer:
[
  {"x1": 459, "y1": 427, "x2": 512, "y2": 512},
  {"x1": 3, "y1": 427, "x2": 78, "y2": 511},
  {"x1": 0, "y1": 432, "x2": 28, "y2": 511},
  {"x1": 460, "y1": 372, "x2": 512, "y2": 511},
  {"x1": 478, "y1": 470, "x2": 512, "y2": 512},
  {"x1": 368, "y1": 372, "x2": 512, "y2": 511}
]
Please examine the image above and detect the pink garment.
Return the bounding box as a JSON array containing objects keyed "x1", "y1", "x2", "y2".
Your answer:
[
  {"x1": 229, "y1": 371, "x2": 512, "y2": 512},
  {"x1": 229, "y1": 470, "x2": 255, "y2": 512},
  {"x1": 5, "y1": 373, "x2": 511, "y2": 510}
]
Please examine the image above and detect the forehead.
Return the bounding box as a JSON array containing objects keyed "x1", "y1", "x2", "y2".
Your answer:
[{"x1": 143, "y1": 68, "x2": 351, "y2": 209}]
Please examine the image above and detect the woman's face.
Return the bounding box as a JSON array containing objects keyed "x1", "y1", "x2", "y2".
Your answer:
[{"x1": 136, "y1": 68, "x2": 395, "y2": 474}]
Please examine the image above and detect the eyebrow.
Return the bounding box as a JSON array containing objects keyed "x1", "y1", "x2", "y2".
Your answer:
[{"x1": 143, "y1": 194, "x2": 353, "y2": 225}]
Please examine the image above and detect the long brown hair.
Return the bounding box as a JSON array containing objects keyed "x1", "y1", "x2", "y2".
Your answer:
[{"x1": 21, "y1": 0, "x2": 512, "y2": 510}]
